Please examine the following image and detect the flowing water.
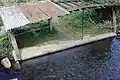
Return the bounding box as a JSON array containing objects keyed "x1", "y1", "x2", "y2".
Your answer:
[{"x1": 20, "y1": 37, "x2": 120, "y2": 80}]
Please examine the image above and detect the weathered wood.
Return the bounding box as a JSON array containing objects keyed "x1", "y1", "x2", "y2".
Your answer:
[
  {"x1": 48, "y1": 18, "x2": 53, "y2": 31},
  {"x1": 58, "y1": 3, "x2": 73, "y2": 11},
  {"x1": 112, "y1": 7, "x2": 117, "y2": 33},
  {"x1": 65, "y1": 3, "x2": 76, "y2": 7},
  {"x1": 93, "y1": 0, "x2": 105, "y2": 4},
  {"x1": 72, "y1": 2, "x2": 81, "y2": 6},
  {"x1": 75, "y1": 2, "x2": 83, "y2": 6},
  {"x1": 66, "y1": 3, "x2": 79, "y2": 11},
  {"x1": 7, "y1": 31, "x2": 20, "y2": 60}
]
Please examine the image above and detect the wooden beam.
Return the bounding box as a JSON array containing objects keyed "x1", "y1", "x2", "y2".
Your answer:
[
  {"x1": 112, "y1": 7, "x2": 117, "y2": 33},
  {"x1": 7, "y1": 31, "x2": 21, "y2": 60},
  {"x1": 48, "y1": 17, "x2": 53, "y2": 31}
]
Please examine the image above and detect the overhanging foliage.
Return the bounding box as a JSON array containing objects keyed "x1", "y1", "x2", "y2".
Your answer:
[{"x1": 0, "y1": 36, "x2": 13, "y2": 58}]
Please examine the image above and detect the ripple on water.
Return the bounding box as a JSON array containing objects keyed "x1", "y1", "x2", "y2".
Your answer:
[{"x1": 20, "y1": 37, "x2": 120, "y2": 80}]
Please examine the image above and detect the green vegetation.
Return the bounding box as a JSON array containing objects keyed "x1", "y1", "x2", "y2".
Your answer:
[
  {"x1": 0, "y1": 36, "x2": 13, "y2": 58},
  {"x1": 0, "y1": 0, "x2": 118, "y2": 49},
  {"x1": 116, "y1": 9, "x2": 120, "y2": 30},
  {"x1": 0, "y1": 0, "x2": 16, "y2": 6},
  {"x1": 12, "y1": 20, "x2": 57, "y2": 48},
  {"x1": 11, "y1": 8, "x2": 114, "y2": 48},
  {"x1": 60, "y1": 9, "x2": 112, "y2": 37},
  {"x1": 0, "y1": 17, "x2": 3, "y2": 26},
  {"x1": 116, "y1": 10, "x2": 120, "y2": 23}
]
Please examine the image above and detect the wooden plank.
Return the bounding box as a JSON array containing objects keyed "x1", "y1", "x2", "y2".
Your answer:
[
  {"x1": 7, "y1": 31, "x2": 20, "y2": 60},
  {"x1": 72, "y1": 2, "x2": 84, "y2": 7},
  {"x1": 112, "y1": 7, "x2": 117, "y2": 33},
  {"x1": 67, "y1": 3, "x2": 78, "y2": 8},
  {"x1": 72, "y1": 1, "x2": 101, "y2": 9},
  {"x1": 94, "y1": 0, "x2": 105, "y2": 4},
  {"x1": 58, "y1": 3, "x2": 74, "y2": 11},
  {"x1": 66, "y1": 3, "x2": 79, "y2": 11},
  {"x1": 19, "y1": 4, "x2": 50, "y2": 23},
  {"x1": 38, "y1": 1, "x2": 69, "y2": 17},
  {"x1": 72, "y1": 2, "x2": 81, "y2": 6}
]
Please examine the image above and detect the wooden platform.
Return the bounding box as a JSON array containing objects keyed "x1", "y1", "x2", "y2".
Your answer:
[
  {"x1": 53, "y1": 1, "x2": 119, "y2": 12},
  {"x1": 55, "y1": 1, "x2": 101, "y2": 12}
]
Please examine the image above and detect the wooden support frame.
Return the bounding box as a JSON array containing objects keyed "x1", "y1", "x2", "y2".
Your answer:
[
  {"x1": 7, "y1": 30, "x2": 20, "y2": 60},
  {"x1": 112, "y1": 7, "x2": 117, "y2": 33},
  {"x1": 81, "y1": 9, "x2": 85, "y2": 40},
  {"x1": 48, "y1": 17, "x2": 53, "y2": 31}
]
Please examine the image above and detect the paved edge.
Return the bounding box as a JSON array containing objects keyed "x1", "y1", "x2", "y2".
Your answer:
[{"x1": 21, "y1": 32, "x2": 116, "y2": 61}]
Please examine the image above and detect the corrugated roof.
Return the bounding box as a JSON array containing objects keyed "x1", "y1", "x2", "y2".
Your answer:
[
  {"x1": 38, "y1": 1, "x2": 69, "y2": 17},
  {"x1": 0, "y1": 1, "x2": 69, "y2": 31},
  {"x1": 19, "y1": 1, "x2": 69, "y2": 19},
  {"x1": 19, "y1": 2, "x2": 51, "y2": 23},
  {"x1": 0, "y1": 5, "x2": 30, "y2": 31}
]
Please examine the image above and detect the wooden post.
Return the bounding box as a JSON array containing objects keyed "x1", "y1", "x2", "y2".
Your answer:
[
  {"x1": 7, "y1": 31, "x2": 21, "y2": 60},
  {"x1": 112, "y1": 7, "x2": 117, "y2": 33},
  {"x1": 81, "y1": 9, "x2": 85, "y2": 40},
  {"x1": 48, "y1": 17, "x2": 53, "y2": 31}
]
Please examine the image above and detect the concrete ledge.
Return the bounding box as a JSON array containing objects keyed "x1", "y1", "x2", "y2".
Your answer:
[{"x1": 21, "y1": 32, "x2": 116, "y2": 60}]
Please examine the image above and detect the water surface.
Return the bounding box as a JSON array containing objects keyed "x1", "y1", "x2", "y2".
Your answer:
[{"x1": 20, "y1": 37, "x2": 120, "y2": 80}]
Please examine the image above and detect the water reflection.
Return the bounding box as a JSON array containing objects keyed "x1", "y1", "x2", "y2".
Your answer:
[{"x1": 20, "y1": 37, "x2": 120, "y2": 80}]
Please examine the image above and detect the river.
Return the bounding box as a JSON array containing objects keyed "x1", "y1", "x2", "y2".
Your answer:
[{"x1": 20, "y1": 37, "x2": 120, "y2": 80}]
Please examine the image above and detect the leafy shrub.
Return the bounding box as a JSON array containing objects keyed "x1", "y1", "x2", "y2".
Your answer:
[
  {"x1": 0, "y1": 36, "x2": 13, "y2": 58},
  {"x1": 11, "y1": 20, "x2": 56, "y2": 48},
  {"x1": 64, "y1": 9, "x2": 97, "y2": 29}
]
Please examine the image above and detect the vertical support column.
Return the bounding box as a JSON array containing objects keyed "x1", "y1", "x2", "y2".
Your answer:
[
  {"x1": 81, "y1": 9, "x2": 85, "y2": 40},
  {"x1": 112, "y1": 7, "x2": 117, "y2": 33},
  {"x1": 7, "y1": 31, "x2": 20, "y2": 60},
  {"x1": 48, "y1": 17, "x2": 53, "y2": 31}
]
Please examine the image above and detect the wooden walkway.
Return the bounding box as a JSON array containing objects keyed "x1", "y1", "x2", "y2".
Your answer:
[
  {"x1": 52, "y1": 1, "x2": 119, "y2": 12},
  {"x1": 53, "y1": 1, "x2": 101, "y2": 12}
]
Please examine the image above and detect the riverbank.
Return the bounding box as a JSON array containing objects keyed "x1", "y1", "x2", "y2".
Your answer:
[{"x1": 20, "y1": 32, "x2": 116, "y2": 60}]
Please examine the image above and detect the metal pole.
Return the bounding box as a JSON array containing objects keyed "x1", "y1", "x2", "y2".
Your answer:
[{"x1": 82, "y1": 9, "x2": 85, "y2": 40}]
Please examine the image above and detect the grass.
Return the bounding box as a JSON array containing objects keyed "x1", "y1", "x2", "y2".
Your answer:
[
  {"x1": 59, "y1": 11, "x2": 112, "y2": 37},
  {"x1": 0, "y1": 36, "x2": 13, "y2": 57},
  {"x1": 14, "y1": 10, "x2": 113, "y2": 49},
  {"x1": 15, "y1": 26, "x2": 57, "y2": 48},
  {"x1": 12, "y1": 20, "x2": 53, "y2": 48}
]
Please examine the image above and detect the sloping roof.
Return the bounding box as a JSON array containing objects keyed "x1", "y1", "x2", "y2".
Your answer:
[
  {"x1": 38, "y1": 1, "x2": 69, "y2": 17},
  {"x1": 0, "y1": 1, "x2": 69, "y2": 31},
  {"x1": 0, "y1": 5, "x2": 30, "y2": 31},
  {"x1": 19, "y1": 0, "x2": 69, "y2": 21},
  {"x1": 19, "y1": 2, "x2": 50, "y2": 23}
]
